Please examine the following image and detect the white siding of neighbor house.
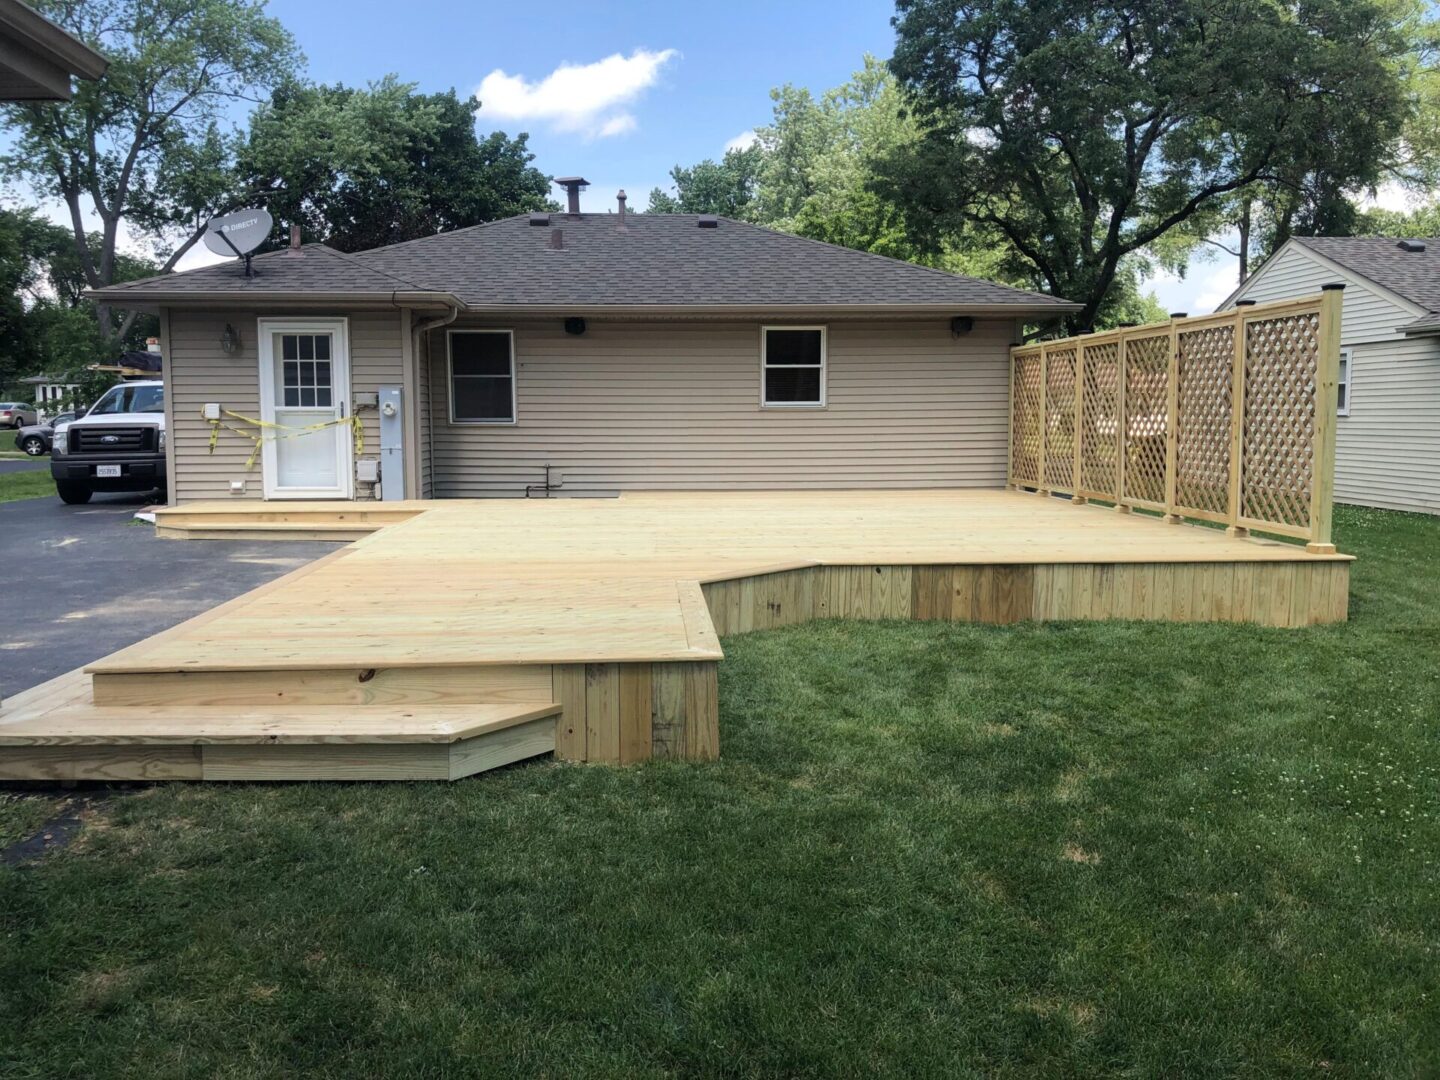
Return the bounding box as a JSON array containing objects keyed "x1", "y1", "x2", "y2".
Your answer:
[
  {"x1": 1223, "y1": 243, "x2": 1440, "y2": 515},
  {"x1": 424, "y1": 317, "x2": 1016, "y2": 498},
  {"x1": 166, "y1": 308, "x2": 403, "y2": 502}
]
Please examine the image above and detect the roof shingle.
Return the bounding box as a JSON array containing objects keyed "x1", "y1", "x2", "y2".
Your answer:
[
  {"x1": 1292, "y1": 236, "x2": 1440, "y2": 314},
  {"x1": 91, "y1": 214, "x2": 1077, "y2": 314}
]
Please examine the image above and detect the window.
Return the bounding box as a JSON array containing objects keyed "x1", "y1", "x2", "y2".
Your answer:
[
  {"x1": 762, "y1": 327, "x2": 826, "y2": 407},
  {"x1": 88, "y1": 384, "x2": 164, "y2": 415},
  {"x1": 449, "y1": 330, "x2": 515, "y2": 423},
  {"x1": 1337, "y1": 348, "x2": 1352, "y2": 416},
  {"x1": 279, "y1": 333, "x2": 333, "y2": 408}
]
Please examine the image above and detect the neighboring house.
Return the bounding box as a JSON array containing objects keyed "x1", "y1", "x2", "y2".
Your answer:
[
  {"x1": 18, "y1": 373, "x2": 80, "y2": 412},
  {"x1": 0, "y1": 0, "x2": 106, "y2": 101},
  {"x1": 89, "y1": 180, "x2": 1077, "y2": 504},
  {"x1": 1218, "y1": 236, "x2": 1440, "y2": 516}
]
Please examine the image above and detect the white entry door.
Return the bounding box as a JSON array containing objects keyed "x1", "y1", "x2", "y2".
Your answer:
[{"x1": 258, "y1": 318, "x2": 353, "y2": 499}]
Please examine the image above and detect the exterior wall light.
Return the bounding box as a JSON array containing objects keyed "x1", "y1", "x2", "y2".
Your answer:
[{"x1": 220, "y1": 323, "x2": 241, "y2": 355}]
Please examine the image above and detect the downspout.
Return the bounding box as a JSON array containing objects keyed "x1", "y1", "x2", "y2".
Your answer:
[{"x1": 412, "y1": 304, "x2": 459, "y2": 499}]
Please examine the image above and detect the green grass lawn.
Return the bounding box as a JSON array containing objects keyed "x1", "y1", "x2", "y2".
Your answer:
[
  {"x1": 2, "y1": 505, "x2": 1437, "y2": 1076},
  {"x1": 0, "y1": 468, "x2": 53, "y2": 504}
]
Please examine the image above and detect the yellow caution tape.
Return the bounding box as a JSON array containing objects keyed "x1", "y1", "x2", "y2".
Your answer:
[{"x1": 203, "y1": 408, "x2": 365, "y2": 471}]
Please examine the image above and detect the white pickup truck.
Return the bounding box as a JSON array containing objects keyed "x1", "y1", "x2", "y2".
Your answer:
[{"x1": 50, "y1": 380, "x2": 166, "y2": 505}]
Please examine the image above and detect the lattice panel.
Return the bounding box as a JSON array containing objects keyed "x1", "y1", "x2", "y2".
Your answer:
[
  {"x1": 1011, "y1": 351, "x2": 1043, "y2": 485},
  {"x1": 1044, "y1": 347, "x2": 1077, "y2": 490},
  {"x1": 1123, "y1": 333, "x2": 1171, "y2": 505},
  {"x1": 1080, "y1": 340, "x2": 1120, "y2": 497},
  {"x1": 1242, "y1": 313, "x2": 1318, "y2": 529},
  {"x1": 1174, "y1": 324, "x2": 1234, "y2": 516}
]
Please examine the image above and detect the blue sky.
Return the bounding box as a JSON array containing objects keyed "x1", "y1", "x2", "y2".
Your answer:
[
  {"x1": 31, "y1": 0, "x2": 1422, "y2": 310},
  {"x1": 264, "y1": 0, "x2": 898, "y2": 214}
]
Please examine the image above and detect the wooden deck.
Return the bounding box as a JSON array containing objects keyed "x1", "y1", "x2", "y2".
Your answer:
[{"x1": 0, "y1": 490, "x2": 1352, "y2": 781}]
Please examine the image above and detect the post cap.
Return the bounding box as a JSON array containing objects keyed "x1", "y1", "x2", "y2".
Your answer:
[{"x1": 1321, "y1": 282, "x2": 1347, "y2": 291}]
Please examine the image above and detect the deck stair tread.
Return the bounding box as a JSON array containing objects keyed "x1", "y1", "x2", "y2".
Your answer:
[{"x1": 0, "y1": 701, "x2": 561, "y2": 745}]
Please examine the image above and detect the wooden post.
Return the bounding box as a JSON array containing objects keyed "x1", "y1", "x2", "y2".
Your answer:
[
  {"x1": 1036, "y1": 342, "x2": 1049, "y2": 496},
  {"x1": 1226, "y1": 304, "x2": 1251, "y2": 538},
  {"x1": 1163, "y1": 315, "x2": 1182, "y2": 523},
  {"x1": 1071, "y1": 340, "x2": 1086, "y2": 503},
  {"x1": 1307, "y1": 285, "x2": 1344, "y2": 553},
  {"x1": 1114, "y1": 331, "x2": 1130, "y2": 512},
  {"x1": 1006, "y1": 347, "x2": 1016, "y2": 489}
]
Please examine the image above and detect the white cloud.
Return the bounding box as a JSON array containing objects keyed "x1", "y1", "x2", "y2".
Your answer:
[
  {"x1": 475, "y1": 48, "x2": 677, "y2": 139},
  {"x1": 725, "y1": 130, "x2": 757, "y2": 153},
  {"x1": 597, "y1": 114, "x2": 637, "y2": 138},
  {"x1": 1150, "y1": 256, "x2": 1241, "y2": 315}
]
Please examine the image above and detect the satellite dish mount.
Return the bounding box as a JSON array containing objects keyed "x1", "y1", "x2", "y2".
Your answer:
[{"x1": 202, "y1": 208, "x2": 274, "y2": 278}]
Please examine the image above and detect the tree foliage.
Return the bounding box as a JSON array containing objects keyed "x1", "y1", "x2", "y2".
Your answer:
[
  {"x1": 0, "y1": 209, "x2": 158, "y2": 393},
  {"x1": 240, "y1": 78, "x2": 554, "y2": 252},
  {"x1": 647, "y1": 57, "x2": 1166, "y2": 329},
  {"x1": 645, "y1": 145, "x2": 764, "y2": 217},
  {"x1": 1, "y1": 0, "x2": 298, "y2": 343},
  {"x1": 884, "y1": 0, "x2": 1422, "y2": 331}
]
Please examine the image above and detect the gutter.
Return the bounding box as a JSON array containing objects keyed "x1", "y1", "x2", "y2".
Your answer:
[
  {"x1": 0, "y1": 0, "x2": 109, "y2": 80},
  {"x1": 84, "y1": 288, "x2": 465, "y2": 310}
]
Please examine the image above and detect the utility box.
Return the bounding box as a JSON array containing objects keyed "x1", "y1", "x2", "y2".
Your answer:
[{"x1": 378, "y1": 385, "x2": 404, "y2": 501}]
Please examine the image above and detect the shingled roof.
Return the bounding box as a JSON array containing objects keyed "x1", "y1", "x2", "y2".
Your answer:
[
  {"x1": 1291, "y1": 236, "x2": 1440, "y2": 316},
  {"x1": 90, "y1": 243, "x2": 464, "y2": 309},
  {"x1": 90, "y1": 213, "x2": 1078, "y2": 315}
]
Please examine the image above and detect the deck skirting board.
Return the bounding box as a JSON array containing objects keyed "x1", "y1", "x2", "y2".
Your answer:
[{"x1": 701, "y1": 561, "x2": 1349, "y2": 635}]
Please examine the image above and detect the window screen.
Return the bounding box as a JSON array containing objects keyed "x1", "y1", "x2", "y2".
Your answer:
[
  {"x1": 450, "y1": 331, "x2": 515, "y2": 422},
  {"x1": 763, "y1": 328, "x2": 825, "y2": 406}
]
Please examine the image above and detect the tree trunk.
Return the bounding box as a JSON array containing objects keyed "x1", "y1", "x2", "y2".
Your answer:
[{"x1": 1237, "y1": 198, "x2": 1252, "y2": 284}]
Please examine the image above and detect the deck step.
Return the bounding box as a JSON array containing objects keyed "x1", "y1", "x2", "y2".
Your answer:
[
  {"x1": 0, "y1": 698, "x2": 560, "y2": 781},
  {"x1": 156, "y1": 522, "x2": 383, "y2": 541}
]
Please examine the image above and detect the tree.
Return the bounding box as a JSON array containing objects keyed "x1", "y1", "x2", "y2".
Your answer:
[
  {"x1": 239, "y1": 78, "x2": 555, "y2": 252},
  {"x1": 646, "y1": 145, "x2": 764, "y2": 217},
  {"x1": 0, "y1": 0, "x2": 299, "y2": 345},
  {"x1": 885, "y1": 0, "x2": 1422, "y2": 331},
  {"x1": 0, "y1": 208, "x2": 162, "y2": 395}
]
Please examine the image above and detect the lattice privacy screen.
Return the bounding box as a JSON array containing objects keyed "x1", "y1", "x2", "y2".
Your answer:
[{"x1": 1008, "y1": 293, "x2": 1339, "y2": 545}]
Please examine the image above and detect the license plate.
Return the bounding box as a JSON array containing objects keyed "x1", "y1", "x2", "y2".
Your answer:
[{"x1": 96, "y1": 464, "x2": 122, "y2": 478}]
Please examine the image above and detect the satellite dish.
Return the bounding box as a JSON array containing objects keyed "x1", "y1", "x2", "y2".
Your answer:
[{"x1": 203, "y1": 209, "x2": 273, "y2": 276}]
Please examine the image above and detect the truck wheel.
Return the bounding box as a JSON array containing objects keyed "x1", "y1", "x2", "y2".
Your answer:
[{"x1": 56, "y1": 481, "x2": 93, "y2": 505}]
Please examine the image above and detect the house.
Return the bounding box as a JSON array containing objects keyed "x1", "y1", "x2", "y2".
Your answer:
[
  {"x1": 1218, "y1": 236, "x2": 1440, "y2": 516},
  {"x1": 0, "y1": 0, "x2": 107, "y2": 101},
  {"x1": 18, "y1": 373, "x2": 80, "y2": 412},
  {"x1": 88, "y1": 179, "x2": 1078, "y2": 504}
]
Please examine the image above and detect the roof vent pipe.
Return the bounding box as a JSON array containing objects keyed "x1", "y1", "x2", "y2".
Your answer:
[
  {"x1": 616, "y1": 189, "x2": 627, "y2": 223},
  {"x1": 283, "y1": 223, "x2": 302, "y2": 256},
  {"x1": 549, "y1": 228, "x2": 564, "y2": 251},
  {"x1": 554, "y1": 176, "x2": 589, "y2": 216}
]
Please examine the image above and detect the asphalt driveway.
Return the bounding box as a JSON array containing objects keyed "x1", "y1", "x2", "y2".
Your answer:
[{"x1": 0, "y1": 492, "x2": 344, "y2": 695}]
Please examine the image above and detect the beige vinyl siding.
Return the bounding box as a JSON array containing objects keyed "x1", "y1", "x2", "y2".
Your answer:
[
  {"x1": 1335, "y1": 335, "x2": 1440, "y2": 513},
  {"x1": 1228, "y1": 243, "x2": 1420, "y2": 344},
  {"x1": 426, "y1": 318, "x2": 1013, "y2": 497},
  {"x1": 167, "y1": 309, "x2": 404, "y2": 502},
  {"x1": 417, "y1": 327, "x2": 433, "y2": 498},
  {"x1": 1223, "y1": 241, "x2": 1440, "y2": 515}
]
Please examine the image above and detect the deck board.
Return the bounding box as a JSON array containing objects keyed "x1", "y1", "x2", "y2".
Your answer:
[{"x1": 100, "y1": 490, "x2": 1349, "y2": 674}]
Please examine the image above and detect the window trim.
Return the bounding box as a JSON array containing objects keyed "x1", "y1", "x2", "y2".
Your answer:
[
  {"x1": 760, "y1": 325, "x2": 827, "y2": 409},
  {"x1": 1337, "y1": 347, "x2": 1352, "y2": 417},
  {"x1": 447, "y1": 329, "x2": 517, "y2": 425}
]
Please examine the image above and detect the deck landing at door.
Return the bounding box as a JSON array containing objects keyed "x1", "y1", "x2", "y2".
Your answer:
[{"x1": 0, "y1": 491, "x2": 1351, "y2": 781}]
